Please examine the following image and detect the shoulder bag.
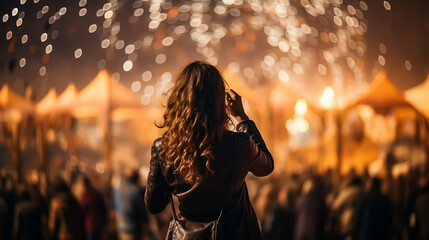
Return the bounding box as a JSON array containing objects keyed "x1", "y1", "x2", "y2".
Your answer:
[{"x1": 165, "y1": 135, "x2": 237, "y2": 240}]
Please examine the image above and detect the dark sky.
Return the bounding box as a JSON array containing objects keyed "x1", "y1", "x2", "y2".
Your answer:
[{"x1": 1, "y1": 0, "x2": 428, "y2": 103}]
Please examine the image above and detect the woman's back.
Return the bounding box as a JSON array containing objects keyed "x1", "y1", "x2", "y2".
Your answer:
[
  {"x1": 144, "y1": 61, "x2": 274, "y2": 239},
  {"x1": 147, "y1": 121, "x2": 273, "y2": 239}
]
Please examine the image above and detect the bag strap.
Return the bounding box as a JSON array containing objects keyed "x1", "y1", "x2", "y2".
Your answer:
[
  {"x1": 169, "y1": 193, "x2": 178, "y2": 220},
  {"x1": 169, "y1": 134, "x2": 238, "y2": 221}
]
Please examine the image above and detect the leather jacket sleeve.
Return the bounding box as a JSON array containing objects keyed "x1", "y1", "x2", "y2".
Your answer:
[
  {"x1": 144, "y1": 139, "x2": 171, "y2": 214},
  {"x1": 236, "y1": 120, "x2": 274, "y2": 176}
]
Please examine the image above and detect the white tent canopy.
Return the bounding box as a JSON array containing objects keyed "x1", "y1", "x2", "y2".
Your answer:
[
  {"x1": 113, "y1": 107, "x2": 163, "y2": 144},
  {"x1": 349, "y1": 70, "x2": 410, "y2": 112},
  {"x1": 51, "y1": 83, "x2": 79, "y2": 114},
  {"x1": 0, "y1": 84, "x2": 34, "y2": 113},
  {"x1": 36, "y1": 88, "x2": 57, "y2": 116},
  {"x1": 405, "y1": 74, "x2": 429, "y2": 120},
  {"x1": 73, "y1": 70, "x2": 142, "y2": 118},
  {"x1": 0, "y1": 84, "x2": 34, "y2": 121}
]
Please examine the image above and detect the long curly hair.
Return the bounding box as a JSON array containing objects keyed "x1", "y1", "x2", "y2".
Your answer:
[{"x1": 157, "y1": 61, "x2": 229, "y2": 184}]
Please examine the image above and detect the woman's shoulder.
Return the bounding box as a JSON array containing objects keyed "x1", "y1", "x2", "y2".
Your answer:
[
  {"x1": 154, "y1": 132, "x2": 251, "y2": 149},
  {"x1": 152, "y1": 137, "x2": 162, "y2": 151},
  {"x1": 224, "y1": 130, "x2": 247, "y2": 138},
  {"x1": 224, "y1": 130, "x2": 251, "y2": 147}
]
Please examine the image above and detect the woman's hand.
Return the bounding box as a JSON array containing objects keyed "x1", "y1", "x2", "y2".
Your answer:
[{"x1": 225, "y1": 89, "x2": 249, "y2": 123}]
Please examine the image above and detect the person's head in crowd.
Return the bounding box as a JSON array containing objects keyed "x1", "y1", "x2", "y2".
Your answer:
[
  {"x1": 124, "y1": 167, "x2": 139, "y2": 184},
  {"x1": 369, "y1": 177, "x2": 382, "y2": 192},
  {"x1": 52, "y1": 176, "x2": 70, "y2": 195},
  {"x1": 347, "y1": 176, "x2": 363, "y2": 188},
  {"x1": 302, "y1": 176, "x2": 325, "y2": 196},
  {"x1": 420, "y1": 182, "x2": 429, "y2": 194},
  {"x1": 16, "y1": 183, "x2": 30, "y2": 201},
  {"x1": 81, "y1": 175, "x2": 92, "y2": 188},
  {"x1": 277, "y1": 185, "x2": 298, "y2": 209}
]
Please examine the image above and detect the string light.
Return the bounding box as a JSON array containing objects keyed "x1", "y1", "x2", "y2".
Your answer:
[{"x1": 0, "y1": 0, "x2": 402, "y2": 108}]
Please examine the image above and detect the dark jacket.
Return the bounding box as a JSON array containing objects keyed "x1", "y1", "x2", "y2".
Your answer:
[
  {"x1": 13, "y1": 200, "x2": 44, "y2": 240},
  {"x1": 145, "y1": 120, "x2": 274, "y2": 240},
  {"x1": 355, "y1": 188, "x2": 391, "y2": 240}
]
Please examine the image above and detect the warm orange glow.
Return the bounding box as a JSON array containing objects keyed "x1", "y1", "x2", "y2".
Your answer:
[
  {"x1": 8, "y1": 42, "x2": 14, "y2": 53},
  {"x1": 29, "y1": 44, "x2": 36, "y2": 55},
  {"x1": 286, "y1": 116, "x2": 309, "y2": 134},
  {"x1": 294, "y1": 99, "x2": 307, "y2": 115},
  {"x1": 42, "y1": 53, "x2": 50, "y2": 63},
  {"x1": 320, "y1": 86, "x2": 334, "y2": 109},
  {"x1": 167, "y1": 7, "x2": 179, "y2": 18}
]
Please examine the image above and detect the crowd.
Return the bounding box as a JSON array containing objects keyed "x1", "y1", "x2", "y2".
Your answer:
[
  {"x1": 253, "y1": 168, "x2": 429, "y2": 240},
  {"x1": 0, "y1": 166, "x2": 428, "y2": 240}
]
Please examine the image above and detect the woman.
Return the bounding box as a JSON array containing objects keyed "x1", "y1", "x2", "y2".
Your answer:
[{"x1": 145, "y1": 61, "x2": 274, "y2": 239}]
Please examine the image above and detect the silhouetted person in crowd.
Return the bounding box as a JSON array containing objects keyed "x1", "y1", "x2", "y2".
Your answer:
[
  {"x1": 48, "y1": 176, "x2": 85, "y2": 240},
  {"x1": 294, "y1": 177, "x2": 327, "y2": 240},
  {"x1": 78, "y1": 175, "x2": 108, "y2": 240},
  {"x1": 262, "y1": 185, "x2": 297, "y2": 240},
  {"x1": 413, "y1": 183, "x2": 429, "y2": 240},
  {"x1": 0, "y1": 176, "x2": 9, "y2": 240},
  {"x1": 254, "y1": 181, "x2": 278, "y2": 226},
  {"x1": 355, "y1": 177, "x2": 391, "y2": 240},
  {"x1": 12, "y1": 183, "x2": 44, "y2": 240},
  {"x1": 27, "y1": 181, "x2": 49, "y2": 235},
  {"x1": 112, "y1": 168, "x2": 148, "y2": 240},
  {"x1": 0, "y1": 169, "x2": 16, "y2": 240},
  {"x1": 331, "y1": 176, "x2": 363, "y2": 240},
  {"x1": 0, "y1": 195, "x2": 6, "y2": 240}
]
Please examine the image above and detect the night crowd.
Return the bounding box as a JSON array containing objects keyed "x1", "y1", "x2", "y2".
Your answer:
[{"x1": 0, "y1": 166, "x2": 428, "y2": 240}]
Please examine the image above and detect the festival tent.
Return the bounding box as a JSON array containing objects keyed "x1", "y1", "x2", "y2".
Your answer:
[
  {"x1": 404, "y1": 74, "x2": 429, "y2": 177},
  {"x1": 0, "y1": 84, "x2": 34, "y2": 120},
  {"x1": 349, "y1": 70, "x2": 411, "y2": 111},
  {"x1": 72, "y1": 69, "x2": 142, "y2": 118},
  {"x1": 34, "y1": 89, "x2": 58, "y2": 182},
  {"x1": 0, "y1": 84, "x2": 35, "y2": 182},
  {"x1": 404, "y1": 74, "x2": 429, "y2": 120},
  {"x1": 35, "y1": 89, "x2": 58, "y2": 172},
  {"x1": 112, "y1": 107, "x2": 163, "y2": 144},
  {"x1": 343, "y1": 70, "x2": 425, "y2": 176},
  {"x1": 65, "y1": 70, "x2": 155, "y2": 181},
  {"x1": 50, "y1": 83, "x2": 79, "y2": 114},
  {"x1": 268, "y1": 82, "x2": 316, "y2": 173},
  {"x1": 36, "y1": 88, "x2": 57, "y2": 116}
]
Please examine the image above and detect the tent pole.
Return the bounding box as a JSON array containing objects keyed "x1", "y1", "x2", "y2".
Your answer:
[
  {"x1": 105, "y1": 72, "x2": 113, "y2": 194},
  {"x1": 11, "y1": 121, "x2": 22, "y2": 183},
  {"x1": 424, "y1": 117, "x2": 429, "y2": 179},
  {"x1": 36, "y1": 118, "x2": 49, "y2": 197},
  {"x1": 336, "y1": 111, "x2": 343, "y2": 179}
]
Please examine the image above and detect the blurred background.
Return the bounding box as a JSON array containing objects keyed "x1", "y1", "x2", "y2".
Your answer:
[{"x1": 0, "y1": 0, "x2": 428, "y2": 239}]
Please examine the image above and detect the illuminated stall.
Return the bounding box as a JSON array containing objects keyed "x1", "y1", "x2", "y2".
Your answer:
[
  {"x1": 69, "y1": 70, "x2": 157, "y2": 187},
  {"x1": 0, "y1": 84, "x2": 35, "y2": 182},
  {"x1": 405, "y1": 74, "x2": 429, "y2": 177},
  {"x1": 343, "y1": 70, "x2": 426, "y2": 178}
]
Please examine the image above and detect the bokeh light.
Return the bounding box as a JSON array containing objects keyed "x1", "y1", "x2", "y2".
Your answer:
[{"x1": 0, "y1": 0, "x2": 427, "y2": 108}]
